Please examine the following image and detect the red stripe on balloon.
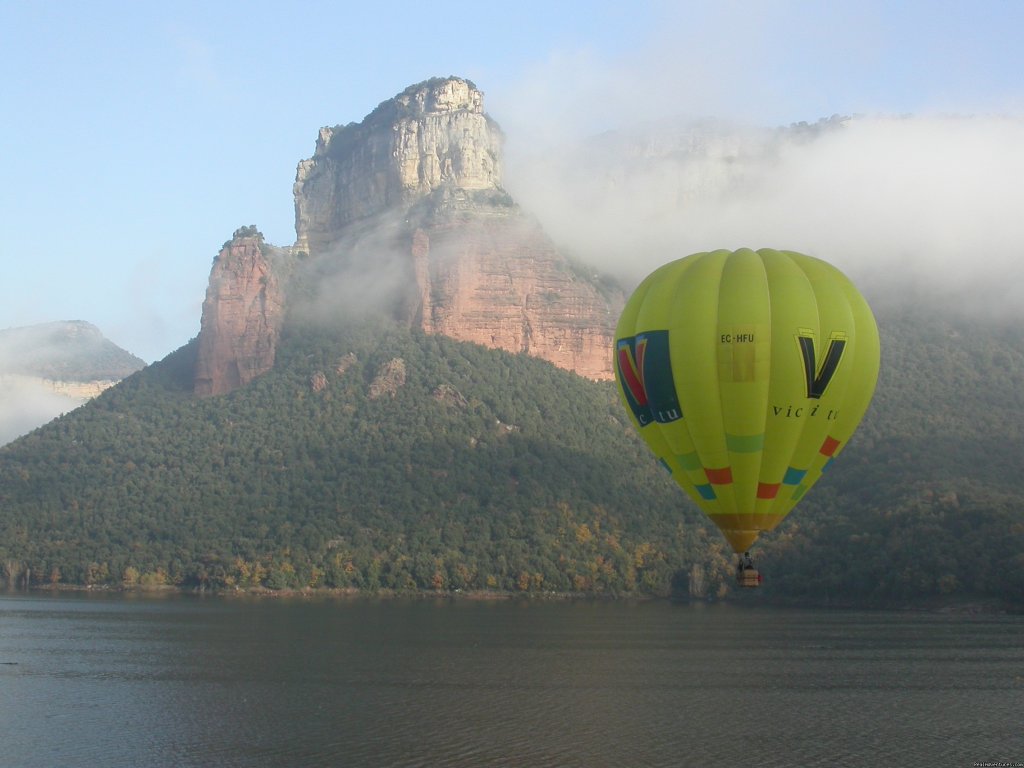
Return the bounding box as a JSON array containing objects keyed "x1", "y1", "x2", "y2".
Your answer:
[
  {"x1": 704, "y1": 466, "x2": 733, "y2": 485},
  {"x1": 819, "y1": 436, "x2": 840, "y2": 457},
  {"x1": 617, "y1": 346, "x2": 647, "y2": 406}
]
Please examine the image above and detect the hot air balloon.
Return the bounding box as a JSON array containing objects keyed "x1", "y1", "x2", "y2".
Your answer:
[{"x1": 614, "y1": 248, "x2": 880, "y2": 586}]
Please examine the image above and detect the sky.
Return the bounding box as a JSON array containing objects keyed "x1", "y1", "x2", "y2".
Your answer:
[{"x1": 2, "y1": 0, "x2": 1023, "y2": 363}]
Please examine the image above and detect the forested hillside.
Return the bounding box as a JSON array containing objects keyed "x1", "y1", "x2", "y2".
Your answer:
[
  {"x1": 1, "y1": 303, "x2": 1022, "y2": 608},
  {"x1": 763, "y1": 300, "x2": 1024, "y2": 606},
  {"x1": 0, "y1": 321, "x2": 701, "y2": 595}
]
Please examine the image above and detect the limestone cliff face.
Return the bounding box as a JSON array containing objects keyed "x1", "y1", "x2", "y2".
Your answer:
[
  {"x1": 294, "y1": 77, "x2": 619, "y2": 381},
  {"x1": 194, "y1": 235, "x2": 286, "y2": 396},
  {"x1": 294, "y1": 77, "x2": 502, "y2": 256},
  {"x1": 410, "y1": 215, "x2": 617, "y2": 380},
  {"x1": 194, "y1": 77, "x2": 618, "y2": 395}
]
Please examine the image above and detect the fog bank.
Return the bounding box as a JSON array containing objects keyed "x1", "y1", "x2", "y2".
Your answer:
[{"x1": 503, "y1": 115, "x2": 1024, "y2": 315}]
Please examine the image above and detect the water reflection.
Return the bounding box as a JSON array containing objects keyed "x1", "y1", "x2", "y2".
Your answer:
[{"x1": 0, "y1": 594, "x2": 1021, "y2": 767}]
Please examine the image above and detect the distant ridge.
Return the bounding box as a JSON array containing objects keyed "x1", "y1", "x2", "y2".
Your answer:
[
  {"x1": 0, "y1": 320, "x2": 144, "y2": 381},
  {"x1": 0, "y1": 321, "x2": 145, "y2": 445}
]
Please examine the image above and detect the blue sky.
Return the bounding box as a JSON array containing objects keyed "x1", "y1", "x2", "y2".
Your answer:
[{"x1": 2, "y1": 0, "x2": 1023, "y2": 362}]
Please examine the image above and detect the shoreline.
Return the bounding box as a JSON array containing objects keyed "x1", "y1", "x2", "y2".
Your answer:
[{"x1": 5, "y1": 583, "x2": 1019, "y2": 614}]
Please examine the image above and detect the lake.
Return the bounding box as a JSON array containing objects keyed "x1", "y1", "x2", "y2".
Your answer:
[{"x1": 0, "y1": 593, "x2": 1021, "y2": 767}]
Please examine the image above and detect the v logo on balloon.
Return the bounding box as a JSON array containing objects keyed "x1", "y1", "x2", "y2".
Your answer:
[
  {"x1": 617, "y1": 336, "x2": 651, "y2": 425},
  {"x1": 616, "y1": 331, "x2": 682, "y2": 426},
  {"x1": 796, "y1": 331, "x2": 847, "y2": 399}
]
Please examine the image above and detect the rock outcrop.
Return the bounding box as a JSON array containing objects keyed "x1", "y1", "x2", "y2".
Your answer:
[
  {"x1": 368, "y1": 358, "x2": 407, "y2": 400},
  {"x1": 410, "y1": 214, "x2": 616, "y2": 380},
  {"x1": 294, "y1": 77, "x2": 502, "y2": 256},
  {"x1": 194, "y1": 234, "x2": 286, "y2": 397},
  {"x1": 194, "y1": 77, "x2": 619, "y2": 396},
  {"x1": 294, "y1": 77, "x2": 619, "y2": 380}
]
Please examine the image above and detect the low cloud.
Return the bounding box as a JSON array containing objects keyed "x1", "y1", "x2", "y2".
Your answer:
[
  {"x1": 503, "y1": 115, "x2": 1024, "y2": 315},
  {"x1": 288, "y1": 214, "x2": 420, "y2": 330},
  {"x1": 0, "y1": 375, "x2": 84, "y2": 446},
  {"x1": 487, "y1": 0, "x2": 1024, "y2": 317}
]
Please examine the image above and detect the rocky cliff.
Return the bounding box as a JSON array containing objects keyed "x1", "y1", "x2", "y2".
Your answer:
[
  {"x1": 293, "y1": 77, "x2": 502, "y2": 256},
  {"x1": 194, "y1": 233, "x2": 287, "y2": 397},
  {"x1": 410, "y1": 212, "x2": 617, "y2": 380},
  {"x1": 194, "y1": 77, "x2": 619, "y2": 395}
]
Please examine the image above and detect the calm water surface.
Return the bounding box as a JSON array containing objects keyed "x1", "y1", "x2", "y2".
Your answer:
[{"x1": 0, "y1": 593, "x2": 1021, "y2": 767}]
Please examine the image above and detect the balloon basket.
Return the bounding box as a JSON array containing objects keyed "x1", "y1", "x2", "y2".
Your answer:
[{"x1": 736, "y1": 569, "x2": 761, "y2": 588}]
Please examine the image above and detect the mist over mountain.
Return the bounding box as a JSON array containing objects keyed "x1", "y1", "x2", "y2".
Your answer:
[
  {"x1": 504, "y1": 113, "x2": 1024, "y2": 319},
  {"x1": 0, "y1": 321, "x2": 145, "y2": 445},
  {"x1": 193, "y1": 78, "x2": 619, "y2": 399}
]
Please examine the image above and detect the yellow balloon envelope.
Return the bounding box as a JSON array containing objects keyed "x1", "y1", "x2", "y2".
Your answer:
[{"x1": 615, "y1": 248, "x2": 880, "y2": 553}]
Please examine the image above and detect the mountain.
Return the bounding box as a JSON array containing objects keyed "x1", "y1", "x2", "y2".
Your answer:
[
  {"x1": 0, "y1": 321, "x2": 145, "y2": 445},
  {"x1": 0, "y1": 78, "x2": 1021, "y2": 608},
  {"x1": 194, "y1": 78, "x2": 620, "y2": 397},
  {"x1": 0, "y1": 326, "x2": 695, "y2": 594}
]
